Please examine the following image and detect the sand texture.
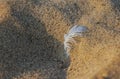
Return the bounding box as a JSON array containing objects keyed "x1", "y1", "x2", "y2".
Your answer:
[{"x1": 0, "y1": 0, "x2": 120, "y2": 79}]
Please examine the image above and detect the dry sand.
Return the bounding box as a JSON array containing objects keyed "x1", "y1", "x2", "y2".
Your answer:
[{"x1": 0, "y1": 0, "x2": 120, "y2": 79}]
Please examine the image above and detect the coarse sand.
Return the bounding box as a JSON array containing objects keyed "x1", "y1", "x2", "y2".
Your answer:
[{"x1": 0, "y1": 0, "x2": 120, "y2": 79}]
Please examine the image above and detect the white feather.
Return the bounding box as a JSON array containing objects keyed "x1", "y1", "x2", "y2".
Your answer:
[{"x1": 64, "y1": 25, "x2": 88, "y2": 57}]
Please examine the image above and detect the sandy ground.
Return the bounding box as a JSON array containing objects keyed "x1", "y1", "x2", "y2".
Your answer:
[{"x1": 0, "y1": 0, "x2": 120, "y2": 79}]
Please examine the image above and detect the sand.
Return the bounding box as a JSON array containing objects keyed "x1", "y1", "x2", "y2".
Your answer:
[{"x1": 0, "y1": 0, "x2": 120, "y2": 79}]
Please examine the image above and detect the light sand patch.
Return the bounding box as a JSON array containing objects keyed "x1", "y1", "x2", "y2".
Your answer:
[{"x1": 0, "y1": 1, "x2": 10, "y2": 23}]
